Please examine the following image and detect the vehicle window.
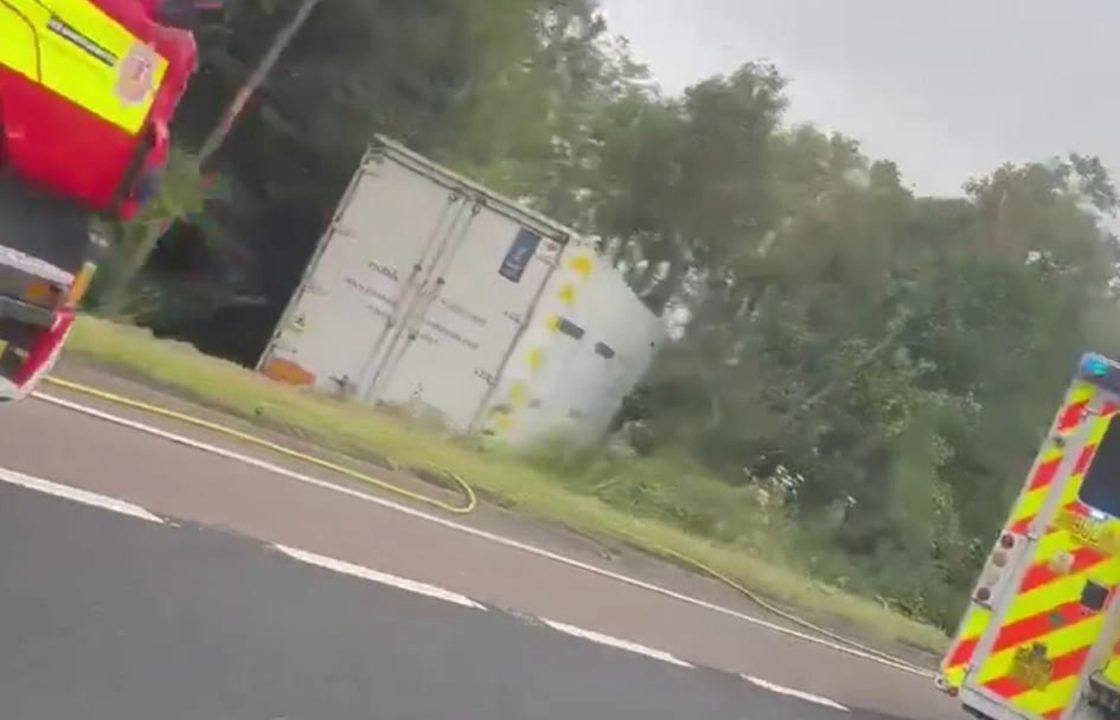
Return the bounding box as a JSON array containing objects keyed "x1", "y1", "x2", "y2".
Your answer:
[{"x1": 1080, "y1": 416, "x2": 1120, "y2": 517}]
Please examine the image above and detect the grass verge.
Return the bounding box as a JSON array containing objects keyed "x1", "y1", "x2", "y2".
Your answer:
[{"x1": 62, "y1": 315, "x2": 948, "y2": 656}]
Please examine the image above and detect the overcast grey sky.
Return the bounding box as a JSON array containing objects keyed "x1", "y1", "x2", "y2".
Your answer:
[{"x1": 601, "y1": 0, "x2": 1120, "y2": 197}]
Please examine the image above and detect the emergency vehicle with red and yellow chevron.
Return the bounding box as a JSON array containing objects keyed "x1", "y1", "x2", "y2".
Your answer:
[
  {"x1": 941, "y1": 353, "x2": 1120, "y2": 720},
  {"x1": 0, "y1": 0, "x2": 198, "y2": 401}
]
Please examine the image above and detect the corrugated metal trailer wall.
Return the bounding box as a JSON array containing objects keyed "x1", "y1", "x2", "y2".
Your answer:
[{"x1": 259, "y1": 136, "x2": 666, "y2": 445}]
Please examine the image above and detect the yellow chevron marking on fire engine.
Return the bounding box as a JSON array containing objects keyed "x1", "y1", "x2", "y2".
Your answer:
[
  {"x1": 1006, "y1": 409, "x2": 1109, "y2": 529},
  {"x1": 1013, "y1": 486, "x2": 1059, "y2": 527},
  {"x1": 1055, "y1": 516, "x2": 1118, "y2": 558},
  {"x1": 943, "y1": 666, "x2": 966, "y2": 688},
  {"x1": 1012, "y1": 674, "x2": 1081, "y2": 718},
  {"x1": 959, "y1": 605, "x2": 994, "y2": 641},
  {"x1": 46, "y1": 0, "x2": 169, "y2": 131},
  {"x1": 1089, "y1": 416, "x2": 1113, "y2": 443},
  {"x1": 939, "y1": 400, "x2": 1096, "y2": 691},
  {"x1": 1102, "y1": 652, "x2": 1120, "y2": 687},
  {"x1": 977, "y1": 565, "x2": 1120, "y2": 697},
  {"x1": 1069, "y1": 383, "x2": 1098, "y2": 408},
  {"x1": 1025, "y1": 527, "x2": 1090, "y2": 571},
  {"x1": 942, "y1": 607, "x2": 994, "y2": 688},
  {"x1": 1008, "y1": 447, "x2": 1067, "y2": 521},
  {"x1": 1058, "y1": 477, "x2": 1087, "y2": 509},
  {"x1": 0, "y1": 0, "x2": 40, "y2": 80},
  {"x1": 0, "y1": 0, "x2": 166, "y2": 133},
  {"x1": 1074, "y1": 382, "x2": 1097, "y2": 398},
  {"x1": 938, "y1": 381, "x2": 1107, "y2": 713},
  {"x1": 975, "y1": 614, "x2": 1105, "y2": 684},
  {"x1": 1000, "y1": 552, "x2": 1120, "y2": 626}
]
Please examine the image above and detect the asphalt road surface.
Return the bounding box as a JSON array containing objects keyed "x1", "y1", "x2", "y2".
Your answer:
[
  {"x1": 0, "y1": 380, "x2": 953, "y2": 720},
  {"x1": 0, "y1": 479, "x2": 872, "y2": 720}
]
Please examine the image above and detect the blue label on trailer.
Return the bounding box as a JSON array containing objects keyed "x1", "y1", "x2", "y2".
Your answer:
[{"x1": 499, "y1": 228, "x2": 541, "y2": 283}]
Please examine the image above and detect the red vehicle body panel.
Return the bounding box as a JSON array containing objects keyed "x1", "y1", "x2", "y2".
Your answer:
[
  {"x1": 12, "y1": 308, "x2": 75, "y2": 389},
  {"x1": 0, "y1": 0, "x2": 197, "y2": 218},
  {"x1": 0, "y1": 0, "x2": 197, "y2": 400}
]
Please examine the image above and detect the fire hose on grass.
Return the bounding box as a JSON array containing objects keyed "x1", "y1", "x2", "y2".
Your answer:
[{"x1": 39, "y1": 374, "x2": 932, "y2": 677}]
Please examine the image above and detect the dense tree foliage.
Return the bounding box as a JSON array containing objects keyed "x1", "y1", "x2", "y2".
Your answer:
[{"x1": 93, "y1": 0, "x2": 1120, "y2": 628}]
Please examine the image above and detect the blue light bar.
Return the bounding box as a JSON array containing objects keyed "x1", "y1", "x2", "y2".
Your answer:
[{"x1": 1078, "y1": 352, "x2": 1120, "y2": 392}]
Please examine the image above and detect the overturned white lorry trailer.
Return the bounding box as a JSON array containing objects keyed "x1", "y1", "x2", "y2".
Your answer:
[{"x1": 258, "y1": 136, "x2": 666, "y2": 445}]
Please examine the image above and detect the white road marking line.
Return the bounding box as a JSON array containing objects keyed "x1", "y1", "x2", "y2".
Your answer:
[
  {"x1": 744, "y1": 675, "x2": 850, "y2": 712},
  {"x1": 34, "y1": 392, "x2": 932, "y2": 678},
  {"x1": 273, "y1": 543, "x2": 486, "y2": 610},
  {"x1": 0, "y1": 453, "x2": 853, "y2": 714},
  {"x1": 0, "y1": 466, "x2": 163, "y2": 525},
  {"x1": 542, "y1": 618, "x2": 694, "y2": 668}
]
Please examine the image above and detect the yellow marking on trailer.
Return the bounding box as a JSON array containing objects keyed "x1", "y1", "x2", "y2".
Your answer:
[
  {"x1": 527, "y1": 348, "x2": 545, "y2": 372},
  {"x1": 568, "y1": 256, "x2": 593, "y2": 279},
  {"x1": 508, "y1": 382, "x2": 528, "y2": 408}
]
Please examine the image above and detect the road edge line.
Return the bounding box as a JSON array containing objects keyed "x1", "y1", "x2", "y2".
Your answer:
[
  {"x1": 0, "y1": 466, "x2": 164, "y2": 524},
  {"x1": 33, "y1": 391, "x2": 934, "y2": 678},
  {"x1": 743, "y1": 674, "x2": 850, "y2": 712},
  {"x1": 541, "y1": 617, "x2": 694, "y2": 668},
  {"x1": 273, "y1": 543, "x2": 487, "y2": 610}
]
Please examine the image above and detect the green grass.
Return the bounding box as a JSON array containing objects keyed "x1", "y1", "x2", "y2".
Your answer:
[{"x1": 62, "y1": 315, "x2": 948, "y2": 656}]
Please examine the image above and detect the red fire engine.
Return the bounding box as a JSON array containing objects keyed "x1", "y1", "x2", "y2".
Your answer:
[{"x1": 0, "y1": 0, "x2": 199, "y2": 400}]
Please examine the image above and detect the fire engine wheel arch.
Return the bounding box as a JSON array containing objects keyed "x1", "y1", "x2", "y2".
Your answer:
[{"x1": 37, "y1": 373, "x2": 931, "y2": 678}]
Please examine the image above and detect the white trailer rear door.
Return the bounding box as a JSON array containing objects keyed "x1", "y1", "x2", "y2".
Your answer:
[
  {"x1": 369, "y1": 201, "x2": 563, "y2": 431},
  {"x1": 262, "y1": 152, "x2": 465, "y2": 393}
]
